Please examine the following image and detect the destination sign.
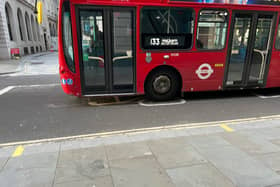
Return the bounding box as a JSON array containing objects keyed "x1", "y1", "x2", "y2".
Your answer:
[
  {"x1": 171, "y1": 0, "x2": 280, "y2": 5},
  {"x1": 142, "y1": 34, "x2": 192, "y2": 49}
]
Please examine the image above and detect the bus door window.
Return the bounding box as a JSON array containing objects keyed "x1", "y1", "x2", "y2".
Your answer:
[
  {"x1": 196, "y1": 10, "x2": 228, "y2": 50},
  {"x1": 80, "y1": 11, "x2": 105, "y2": 88},
  {"x1": 249, "y1": 15, "x2": 273, "y2": 83},
  {"x1": 112, "y1": 11, "x2": 134, "y2": 90},
  {"x1": 227, "y1": 15, "x2": 252, "y2": 84}
]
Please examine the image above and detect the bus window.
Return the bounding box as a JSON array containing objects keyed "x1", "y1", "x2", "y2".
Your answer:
[
  {"x1": 62, "y1": 2, "x2": 75, "y2": 72},
  {"x1": 197, "y1": 10, "x2": 228, "y2": 50},
  {"x1": 275, "y1": 20, "x2": 280, "y2": 49},
  {"x1": 141, "y1": 7, "x2": 194, "y2": 50}
]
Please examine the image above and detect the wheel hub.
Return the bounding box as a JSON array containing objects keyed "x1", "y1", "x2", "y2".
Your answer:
[{"x1": 153, "y1": 75, "x2": 171, "y2": 94}]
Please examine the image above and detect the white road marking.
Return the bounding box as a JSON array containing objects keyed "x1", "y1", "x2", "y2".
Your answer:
[
  {"x1": 0, "y1": 86, "x2": 15, "y2": 96},
  {"x1": 138, "y1": 99, "x2": 186, "y2": 107},
  {"x1": 256, "y1": 94, "x2": 280, "y2": 99},
  {"x1": 0, "y1": 84, "x2": 60, "y2": 96},
  {"x1": 17, "y1": 83, "x2": 60, "y2": 88}
]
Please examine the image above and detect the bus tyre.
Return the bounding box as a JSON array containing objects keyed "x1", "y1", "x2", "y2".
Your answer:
[{"x1": 145, "y1": 69, "x2": 180, "y2": 101}]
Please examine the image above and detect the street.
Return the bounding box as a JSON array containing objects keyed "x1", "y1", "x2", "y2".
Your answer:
[
  {"x1": 1, "y1": 52, "x2": 280, "y2": 144},
  {"x1": 1, "y1": 52, "x2": 280, "y2": 187}
]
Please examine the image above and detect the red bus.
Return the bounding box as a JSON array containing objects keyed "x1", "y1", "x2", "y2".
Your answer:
[{"x1": 58, "y1": 0, "x2": 280, "y2": 101}]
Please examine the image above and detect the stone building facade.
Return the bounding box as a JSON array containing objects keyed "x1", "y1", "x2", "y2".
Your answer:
[{"x1": 0, "y1": 0, "x2": 58, "y2": 60}]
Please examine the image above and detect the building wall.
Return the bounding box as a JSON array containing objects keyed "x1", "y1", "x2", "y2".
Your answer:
[{"x1": 0, "y1": 0, "x2": 58, "y2": 60}]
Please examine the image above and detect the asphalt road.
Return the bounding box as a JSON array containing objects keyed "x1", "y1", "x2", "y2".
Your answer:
[
  {"x1": 1, "y1": 52, "x2": 280, "y2": 144},
  {"x1": 1, "y1": 72, "x2": 280, "y2": 144}
]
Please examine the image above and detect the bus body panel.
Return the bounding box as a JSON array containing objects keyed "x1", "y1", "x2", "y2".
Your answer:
[{"x1": 58, "y1": 0, "x2": 280, "y2": 98}]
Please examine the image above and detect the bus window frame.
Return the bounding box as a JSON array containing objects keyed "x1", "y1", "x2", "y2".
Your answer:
[
  {"x1": 274, "y1": 16, "x2": 280, "y2": 50},
  {"x1": 140, "y1": 6, "x2": 195, "y2": 52},
  {"x1": 61, "y1": 1, "x2": 76, "y2": 73},
  {"x1": 195, "y1": 8, "x2": 229, "y2": 52}
]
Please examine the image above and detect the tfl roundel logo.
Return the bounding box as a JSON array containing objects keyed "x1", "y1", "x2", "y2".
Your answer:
[{"x1": 196, "y1": 63, "x2": 214, "y2": 80}]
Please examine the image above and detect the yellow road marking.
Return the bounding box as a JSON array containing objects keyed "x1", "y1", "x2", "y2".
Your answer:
[
  {"x1": 12, "y1": 145, "x2": 24, "y2": 157},
  {"x1": 220, "y1": 124, "x2": 235, "y2": 132}
]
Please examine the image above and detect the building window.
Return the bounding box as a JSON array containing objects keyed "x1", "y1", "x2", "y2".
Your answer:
[
  {"x1": 141, "y1": 7, "x2": 194, "y2": 50},
  {"x1": 5, "y1": 3, "x2": 14, "y2": 41},
  {"x1": 36, "y1": 17, "x2": 40, "y2": 41},
  {"x1": 25, "y1": 13, "x2": 32, "y2": 41},
  {"x1": 49, "y1": 23, "x2": 52, "y2": 36},
  {"x1": 197, "y1": 10, "x2": 228, "y2": 50},
  {"x1": 31, "y1": 15, "x2": 37, "y2": 41},
  {"x1": 17, "y1": 9, "x2": 25, "y2": 41}
]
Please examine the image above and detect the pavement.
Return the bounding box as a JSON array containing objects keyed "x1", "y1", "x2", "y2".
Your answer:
[
  {"x1": 0, "y1": 52, "x2": 58, "y2": 76},
  {"x1": 1, "y1": 118, "x2": 280, "y2": 187},
  {"x1": 0, "y1": 59, "x2": 21, "y2": 75}
]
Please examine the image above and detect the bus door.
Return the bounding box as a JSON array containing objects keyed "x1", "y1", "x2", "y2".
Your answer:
[
  {"x1": 225, "y1": 12, "x2": 276, "y2": 88},
  {"x1": 77, "y1": 7, "x2": 135, "y2": 95}
]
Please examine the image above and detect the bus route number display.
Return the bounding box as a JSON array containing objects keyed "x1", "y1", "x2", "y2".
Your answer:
[{"x1": 142, "y1": 34, "x2": 191, "y2": 49}]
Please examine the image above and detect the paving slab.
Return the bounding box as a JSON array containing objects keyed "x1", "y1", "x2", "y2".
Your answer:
[
  {"x1": 102, "y1": 134, "x2": 131, "y2": 145},
  {"x1": 0, "y1": 146, "x2": 14, "y2": 171},
  {"x1": 167, "y1": 164, "x2": 235, "y2": 187},
  {"x1": 110, "y1": 156, "x2": 175, "y2": 187},
  {"x1": 60, "y1": 138, "x2": 103, "y2": 151},
  {"x1": 128, "y1": 129, "x2": 176, "y2": 142},
  {"x1": 105, "y1": 141, "x2": 151, "y2": 161},
  {"x1": 256, "y1": 152, "x2": 280, "y2": 172},
  {"x1": 54, "y1": 146, "x2": 110, "y2": 184},
  {"x1": 4, "y1": 152, "x2": 58, "y2": 170},
  {"x1": 189, "y1": 135, "x2": 280, "y2": 187},
  {"x1": 22, "y1": 142, "x2": 60, "y2": 155},
  {"x1": 0, "y1": 167, "x2": 55, "y2": 187},
  {"x1": 0, "y1": 151, "x2": 59, "y2": 186},
  {"x1": 187, "y1": 135, "x2": 232, "y2": 149},
  {"x1": 272, "y1": 139, "x2": 280, "y2": 146},
  {"x1": 221, "y1": 131, "x2": 280, "y2": 155},
  {"x1": 54, "y1": 176, "x2": 114, "y2": 187},
  {"x1": 253, "y1": 127, "x2": 280, "y2": 140},
  {"x1": 148, "y1": 137, "x2": 207, "y2": 169}
]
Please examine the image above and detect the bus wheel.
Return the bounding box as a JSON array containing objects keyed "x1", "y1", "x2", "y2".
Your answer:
[{"x1": 145, "y1": 69, "x2": 181, "y2": 101}]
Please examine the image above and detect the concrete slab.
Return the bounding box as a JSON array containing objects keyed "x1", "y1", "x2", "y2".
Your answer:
[
  {"x1": 105, "y1": 141, "x2": 151, "y2": 161},
  {"x1": 190, "y1": 135, "x2": 280, "y2": 187},
  {"x1": 167, "y1": 164, "x2": 235, "y2": 187},
  {"x1": 187, "y1": 126, "x2": 224, "y2": 136},
  {"x1": 60, "y1": 138, "x2": 103, "y2": 151},
  {"x1": 54, "y1": 176, "x2": 114, "y2": 187},
  {"x1": 0, "y1": 167, "x2": 55, "y2": 187},
  {"x1": 55, "y1": 146, "x2": 110, "y2": 184},
  {"x1": 221, "y1": 131, "x2": 280, "y2": 155},
  {"x1": 102, "y1": 134, "x2": 131, "y2": 145},
  {"x1": 0, "y1": 158, "x2": 7, "y2": 171},
  {"x1": 148, "y1": 137, "x2": 207, "y2": 169},
  {"x1": 23, "y1": 142, "x2": 60, "y2": 155},
  {"x1": 128, "y1": 130, "x2": 176, "y2": 142},
  {"x1": 256, "y1": 152, "x2": 280, "y2": 172},
  {"x1": 0, "y1": 146, "x2": 14, "y2": 171},
  {"x1": 110, "y1": 156, "x2": 175, "y2": 187},
  {"x1": 272, "y1": 139, "x2": 280, "y2": 146},
  {"x1": 4, "y1": 152, "x2": 58, "y2": 170},
  {"x1": 187, "y1": 135, "x2": 232, "y2": 149},
  {"x1": 254, "y1": 127, "x2": 280, "y2": 140}
]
